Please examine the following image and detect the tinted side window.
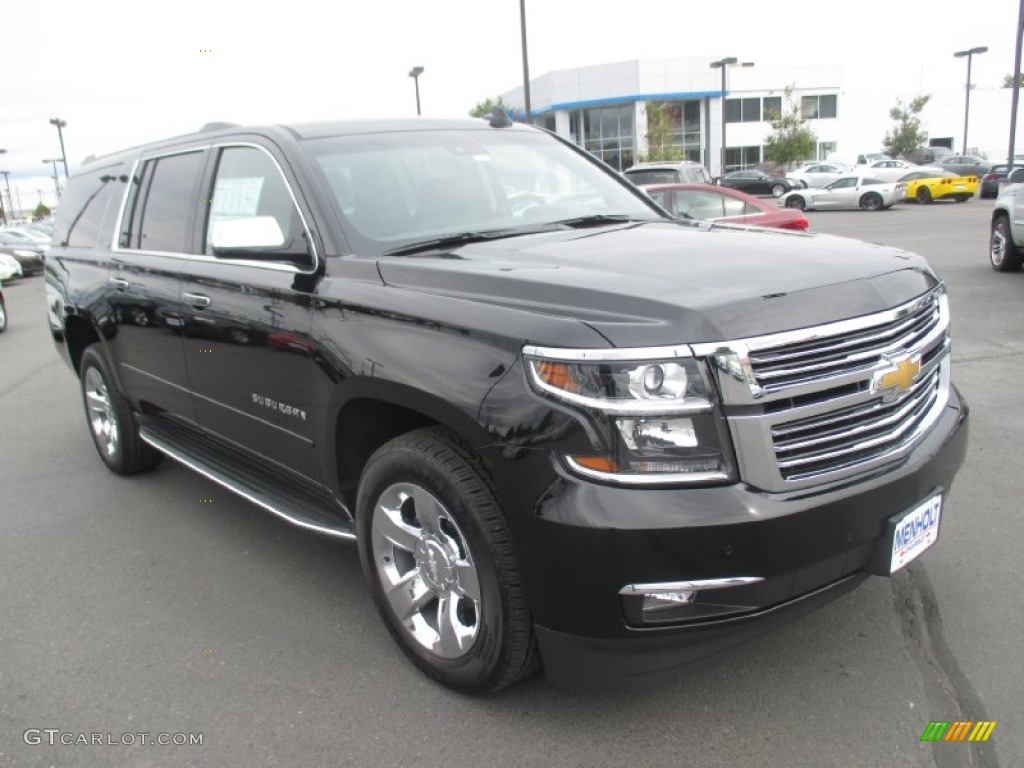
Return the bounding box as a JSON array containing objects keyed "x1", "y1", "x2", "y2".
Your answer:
[
  {"x1": 135, "y1": 152, "x2": 205, "y2": 253},
  {"x1": 53, "y1": 165, "x2": 125, "y2": 248}
]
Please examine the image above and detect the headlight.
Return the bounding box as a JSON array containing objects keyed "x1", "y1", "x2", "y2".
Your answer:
[{"x1": 524, "y1": 346, "x2": 735, "y2": 484}]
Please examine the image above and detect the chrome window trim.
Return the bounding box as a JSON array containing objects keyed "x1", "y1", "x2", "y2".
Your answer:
[{"x1": 111, "y1": 141, "x2": 319, "y2": 276}]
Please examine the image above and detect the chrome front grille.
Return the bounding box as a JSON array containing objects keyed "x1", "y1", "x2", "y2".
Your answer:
[
  {"x1": 771, "y1": 365, "x2": 941, "y2": 482},
  {"x1": 693, "y1": 286, "x2": 951, "y2": 492},
  {"x1": 747, "y1": 294, "x2": 939, "y2": 392}
]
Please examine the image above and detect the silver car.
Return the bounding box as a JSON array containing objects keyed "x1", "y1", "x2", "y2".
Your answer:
[
  {"x1": 786, "y1": 161, "x2": 849, "y2": 188},
  {"x1": 780, "y1": 176, "x2": 906, "y2": 211}
]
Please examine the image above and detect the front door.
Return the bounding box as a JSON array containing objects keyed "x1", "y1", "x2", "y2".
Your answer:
[{"x1": 180, "y1": 143, "x2": 321, "y2": 480}]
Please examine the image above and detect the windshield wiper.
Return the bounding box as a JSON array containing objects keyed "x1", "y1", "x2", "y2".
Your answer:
[
  {"x1": 382, "y1": 228, "x2": 550, "y2": 257},
  {"x1": 551, "y1": 214, "x2": 656, "y2": 229}
]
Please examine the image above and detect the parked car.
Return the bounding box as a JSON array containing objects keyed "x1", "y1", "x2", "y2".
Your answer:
[
  {"x1": 0, "y1": 252, "x2": 23, "y2": 282},
  {"x1": 786, "y1": 162, "x2": 849, "y2": 188},
  {"x1": 859, "y1": 159, "x2": 941, "y2": 182},
  {"x1": 716, "y1": 170, "x2": 798, "y2": 197},
  {"x1": 0, "y1": 244, "x2": 45, "y2": 275},
  {"x1": 898, "y1": 170, "x2": 978, "y2": 203},
  {"x1": 0, "y1": 230, "x2": 50, "y2": 253},
  {"x1": 980, "y1": 164, "x2": 1024, "y2": 199},
  {"x1": 937, "y1": 155, "x2": 991, "y2": 178},
  {"x1": 905, "y1": 146, "x2": 955, "y2": 166},
  {"x1": 989, "y1": 167, "x2": 1024, "y2": 271},
  {"x1": 46, "y1": 116, "x2": 967, "y2": 692},
  {"x1": 643, "y1": 182, "x2": 809, "y2": 230},
  {"x1": 0, "y1": 283, "x2": 6, "y2": 332},
  {"x1": 623, "y1": 161, "x2": 712, "y2": 186},
  {"x1": 780, "y1": 176, "x2": 906, "y2": 211}
]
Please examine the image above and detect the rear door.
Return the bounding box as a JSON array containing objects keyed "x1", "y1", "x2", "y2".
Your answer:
[
  {"x1": 179, "y1": 141, "x2": 321, "y2": 480},
  {"x1": 108, "y1": 148, "x2": 209, "y2": 419}
]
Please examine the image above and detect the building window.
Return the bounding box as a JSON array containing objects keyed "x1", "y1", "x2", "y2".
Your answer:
[
  {"x1": 642, "y1": 100, "x2": 702, "y2": 164},
  {"x1": 817, "y1": 141, "x2": 837, "y2": 160},
  {"x1": 763, "y1": 96, "x2": 782, "y2": 120},
  {"x1": 724, "y1": 145, "x2": 761, "y2": 173},
  {"x1": 538, "y1": 114, "x2": 556, "y2": 132},
  {"x1": 801, "y1": 94, "x2": 838, "y2": 120},
  {"x1": 726, "y1": 97, "x2": 761, "y2": 123},
  {"x1": 579, "y1": 104, "x2": 635, "y2": 171}
]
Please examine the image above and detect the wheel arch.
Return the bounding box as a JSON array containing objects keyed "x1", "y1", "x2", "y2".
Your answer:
[
  {"x1": 328, "y1": 380, "x2": 495, "y2": 510},
  {"x1": 64, "y1": 315, "x2": 103, "y2": 378}
]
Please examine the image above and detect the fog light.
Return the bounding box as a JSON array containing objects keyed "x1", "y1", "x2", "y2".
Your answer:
[{"x1": 642, "y1": 590, "x2": 696, "y2": 612}]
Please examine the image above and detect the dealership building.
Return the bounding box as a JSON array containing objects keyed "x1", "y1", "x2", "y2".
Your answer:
[{"x1": 499, "y1": 57, "x2": 1021, "y2": 174}]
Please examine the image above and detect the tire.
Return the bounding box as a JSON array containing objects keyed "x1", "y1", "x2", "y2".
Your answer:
[
  {"x1": 79, "y1": 344, "x2": 163, "y2": 475},
  {"x1": 990, "y1": 215, "x2": 1024, "y2": 272},
  {"x1": 356, "y1": 426, "x2": 537, "y2": 693},
  {"x1": 860, "y1": 193, "x2": 883, "y2": 211},
  {"x1": 0, "y1": 294, "x2": 6, "y2": 333},
  {"x1": 916, "y1": 187, "x2": 933, "y2": 204},
  {"x1": 785, "y1": 195, "x2": 806, "y2": 210},
  {"x1": 771, "y1": 184, "x2": 786, "y2": 198}
]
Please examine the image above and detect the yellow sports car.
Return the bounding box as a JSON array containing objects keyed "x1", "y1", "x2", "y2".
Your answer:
[{"x1": 899, "y1": 170, "x2": 978, "y2": 203}]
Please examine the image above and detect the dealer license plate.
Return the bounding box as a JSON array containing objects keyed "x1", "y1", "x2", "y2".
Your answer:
[{"x1": 890, "y1": 495, "x2": 942, "y2": 573}]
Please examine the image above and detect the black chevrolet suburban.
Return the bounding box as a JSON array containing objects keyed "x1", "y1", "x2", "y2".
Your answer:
[{"x1": 45, "y1": 116, "x2": 968, "y2": 692}]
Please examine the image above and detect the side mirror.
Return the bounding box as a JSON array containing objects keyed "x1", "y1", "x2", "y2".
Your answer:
[
  {"x1": 210, "y1": 216, "x2": 285, "y2": 251},
  {"x1": 1008, "y1": 168, "x2": 1024, "y2": 184}
]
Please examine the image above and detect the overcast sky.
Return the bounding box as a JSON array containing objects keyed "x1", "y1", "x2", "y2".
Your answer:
[{"x1": 1, "y1": 0, "x2": 1020, "y2": 210}]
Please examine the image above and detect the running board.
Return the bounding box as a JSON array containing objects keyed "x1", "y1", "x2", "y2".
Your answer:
[{"x1": 139, "y1": 417, "x2": 355, "y2": 541}]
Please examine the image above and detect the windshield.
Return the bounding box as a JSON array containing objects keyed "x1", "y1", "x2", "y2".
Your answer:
[{"x1": 303, "y1": 128, "x2": 665, "y2": 255}]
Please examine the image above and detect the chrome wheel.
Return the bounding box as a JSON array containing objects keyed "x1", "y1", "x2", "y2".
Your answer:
[
  {"x1": 0, "y1": 299, "x2": 6, "y2": 332},
  {"x1": 84, "y1": 367, "x2": 120, "y2": 460},
  {"x1": 992, "y1": 222, "x2": 1007, "y2": 267},
  {"x1": 771, "y1": 184, "x2": 786, "y2": 198},
  {"x1": 371, "y1": 482, "x2": 481, "y2": 659}
]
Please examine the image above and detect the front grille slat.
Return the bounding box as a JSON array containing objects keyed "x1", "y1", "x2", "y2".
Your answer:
[{"x1": 748, "y1": 299, "x2": 940, "y2": 391}]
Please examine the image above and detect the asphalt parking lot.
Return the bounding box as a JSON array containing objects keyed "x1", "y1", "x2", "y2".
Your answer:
[{"x1": 1, "y1": 198, "x2": 1020, "y2": 767}]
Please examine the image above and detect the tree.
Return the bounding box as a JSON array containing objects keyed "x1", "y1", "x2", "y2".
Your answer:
[
  {"x1": 1003, "y1": 73, "x2": 1024, "y2": 88},
  {"x1": 882, "y1": 95, "x2": 930, "y2": 159},
  {"x1": 469, "y1": 96, "x2": 508, "y2": 118},
  {"x1": 763, "y1": 87, "x2": 817, "y2": 166},
  {"x1": 641, "y1": 101, "x2": 685, "y2": 162},
  {"x1": 32, "y1": 202, "x2": 51, "y2": 220}
]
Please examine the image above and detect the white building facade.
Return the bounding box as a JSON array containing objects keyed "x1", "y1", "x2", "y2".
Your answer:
[{"x1": 500, "y1": 57, "x2": 1023, "y2": 174}]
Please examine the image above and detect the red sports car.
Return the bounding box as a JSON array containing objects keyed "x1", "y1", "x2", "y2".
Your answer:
[{"x1": 643, "y1": 183, "x2": 810, "y2": 231}]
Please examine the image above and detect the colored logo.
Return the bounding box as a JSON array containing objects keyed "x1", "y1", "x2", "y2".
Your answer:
[
  {"x1": 873, "y1": 353, "x2": 922, "y2": 401},
  {"x1": 920, "y1": 721, "x2": 997, "y2": 742}
]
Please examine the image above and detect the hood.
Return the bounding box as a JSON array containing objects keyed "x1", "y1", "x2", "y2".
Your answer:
[{"x1": 376, "y1": 221, "x2": 939, "y2": 347}]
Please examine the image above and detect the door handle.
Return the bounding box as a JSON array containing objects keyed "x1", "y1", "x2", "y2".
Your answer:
[
  {"x1": 183, "y1": 292, "x2": 212, "y2": 309},
  {"x1": 109, "y1": 277, "x2": 129, "y2": 292}
]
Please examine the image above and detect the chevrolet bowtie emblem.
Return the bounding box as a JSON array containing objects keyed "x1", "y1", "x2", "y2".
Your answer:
[{"x1": 874, "y1": 354, "x2": 922, "y2": 400}]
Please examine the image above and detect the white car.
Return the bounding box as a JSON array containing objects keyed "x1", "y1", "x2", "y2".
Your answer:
[
  {"x1": 0, "y1": 252, "x2": 24, "y2": 282},
  {"x1": 857, "y1": 159, "x2": 942, "y2": 182},
  {"x1": 779, "y1": 176, "x2": 906, "y2": 211},
  {"x1": 786, "y1": 162, "x2": 850, "y2": 188}
]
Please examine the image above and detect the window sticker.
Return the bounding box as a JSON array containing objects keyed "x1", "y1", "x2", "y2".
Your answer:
[{"x1": 211, "y1": 177, "x2": 264, "y2": 218}]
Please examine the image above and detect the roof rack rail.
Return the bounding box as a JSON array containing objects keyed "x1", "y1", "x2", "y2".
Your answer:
[{"x1": 198, "y1": 121, "x2": 240, "y2": 133}]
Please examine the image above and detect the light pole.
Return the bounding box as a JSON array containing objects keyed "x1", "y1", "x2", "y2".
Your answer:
[
  {"x1": 953, "y1": 46, "x2": 987, "y2": 155},
  {"x1": 49, "y1": 117, "x2": 69, "y2": 178},
  {"x1": 408, "y1": 66, "x2": 424, "y2": 116},
  {"x1": 43, "y1": 158, "x2": 62, "y2": 202},
  {"x1": 709, "y1": 57, "x2": 754, "y2": 176},
  {"x1": 520, "y1": 0, "x2": 532, "y2": 122},
  {"x1": 0, "y1": 171, "x2": 13, "y2": 224}
]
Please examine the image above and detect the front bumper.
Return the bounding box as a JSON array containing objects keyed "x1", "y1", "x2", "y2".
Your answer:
[{"x1": 500, "y1": 386, "x2": 968, "y2": 686}]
